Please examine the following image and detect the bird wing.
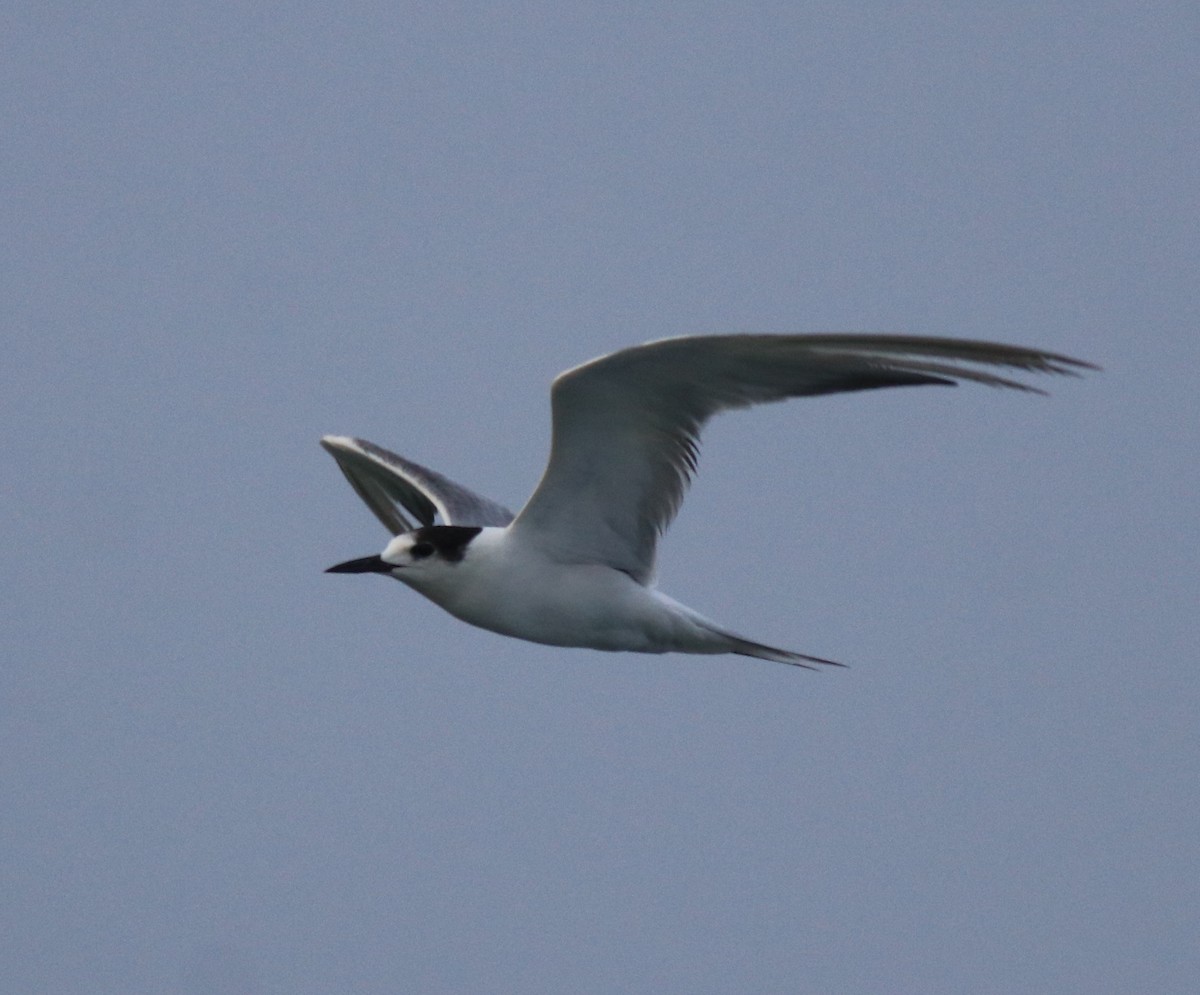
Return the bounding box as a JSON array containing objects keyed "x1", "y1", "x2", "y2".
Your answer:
[
  {"x1": 508, "y1": 334, "x2": 1095, "y2": 583},
  {"x1": 321, "y1": 435, "x2": 514, "y2": 533}
]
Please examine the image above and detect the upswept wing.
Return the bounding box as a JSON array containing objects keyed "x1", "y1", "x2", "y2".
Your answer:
[
  {"x1": 509, "y1": 334, "x2": 1095, "y2": 583},
  {"x1": 321, "y1": 435, "x2": 514, "y2": 533}
]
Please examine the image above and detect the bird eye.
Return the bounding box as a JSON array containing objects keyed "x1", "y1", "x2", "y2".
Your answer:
[{"x1": 410, "y1": 541, "x2": 435, "y2": 560}]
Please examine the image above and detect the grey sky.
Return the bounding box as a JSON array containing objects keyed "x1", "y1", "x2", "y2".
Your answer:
[{"x1": 4, "y1": 3, "x2": 1197, "y2": 993}]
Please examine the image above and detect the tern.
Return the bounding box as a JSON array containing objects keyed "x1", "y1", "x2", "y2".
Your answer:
[{"x1": 323, "y1": 334, "x2": 1093, "y2": 667}]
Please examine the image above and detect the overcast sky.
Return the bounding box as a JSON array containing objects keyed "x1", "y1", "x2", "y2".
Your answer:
[{"x1": 4, "y1": 3, "x2": 1197, "y2": 993}]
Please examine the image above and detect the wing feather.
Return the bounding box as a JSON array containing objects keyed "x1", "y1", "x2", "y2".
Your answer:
[
  {"x1": 321, "y1": 435, "x2": 514, "y2": 533},
  {"x1": 509, "y1": 334, "x2": 1094, "y2": 582}
]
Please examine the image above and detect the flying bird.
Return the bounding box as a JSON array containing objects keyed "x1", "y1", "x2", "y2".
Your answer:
[{"x1": 323, "y1": 334, "x2": 1093, "y2": 667}]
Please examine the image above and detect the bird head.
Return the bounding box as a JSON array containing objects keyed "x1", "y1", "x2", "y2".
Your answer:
[{"x1": 325, "y1": 525, "x2": 483, "y2": 592}]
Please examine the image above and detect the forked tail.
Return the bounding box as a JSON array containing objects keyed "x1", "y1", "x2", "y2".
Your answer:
[{"x1": 706, "y1": 625, "x2": 845, "y2": 670}]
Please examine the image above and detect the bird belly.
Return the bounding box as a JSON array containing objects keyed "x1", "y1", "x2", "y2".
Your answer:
[{"x1": 430, "y1": 559, "x2": 708, "y2": 653}]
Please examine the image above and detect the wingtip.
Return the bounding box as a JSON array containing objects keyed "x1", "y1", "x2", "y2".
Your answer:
[{"x1": 320, "y1": 434, "x2": 354, "y2": 451}]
